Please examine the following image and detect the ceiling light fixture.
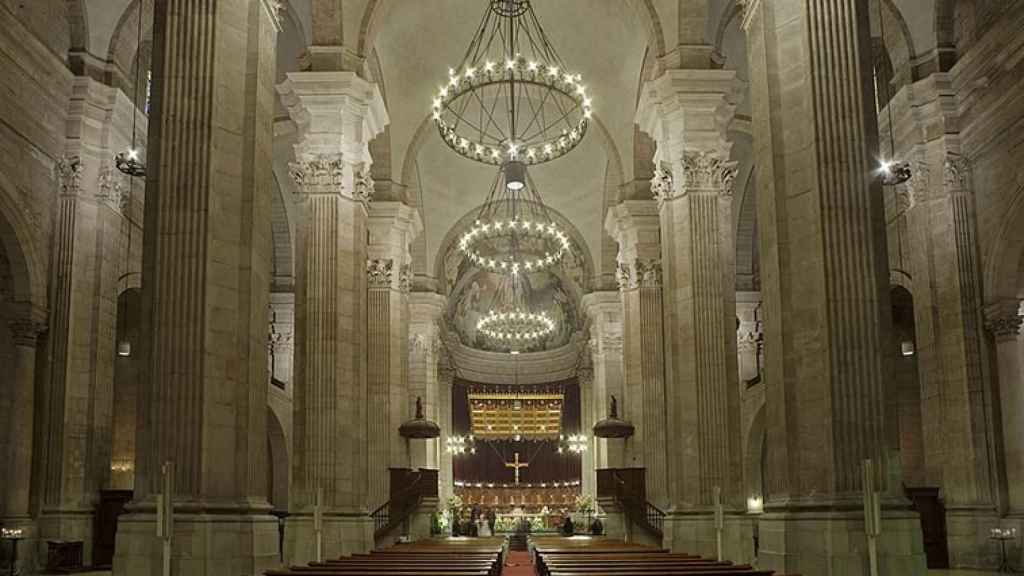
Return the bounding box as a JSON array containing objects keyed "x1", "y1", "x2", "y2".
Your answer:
[
  {"x1": 458, "y1": 166, "x2": 570, "y2": 274},
  {"x1": 431, "y1": 0, "x2": 593, "y2": 169}
]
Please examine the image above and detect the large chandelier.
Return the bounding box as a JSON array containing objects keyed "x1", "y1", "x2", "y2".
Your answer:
[
  {"x1": 477, "y1": 273, "x2": 554, "y2": 347},
  {"x1": 459, "y1": 166, "x2": 570, "y2": 274},
  {"x1": 432, "y1": 0, "x2": 593, "y2": 169}
]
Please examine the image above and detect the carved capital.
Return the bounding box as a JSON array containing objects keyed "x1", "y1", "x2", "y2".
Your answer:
[
  {"x1": 636, "y1": 259, "x2": 662, "y2": 288},
  {"x1": 617, "y1": 258, "x2": 661, "y2": 290},
  {"x1": 943, "y1": 154, "x2": 970, "y2": 191},
  {"x1": 97, "y1": 165, "x2": 130, "y2": 213},
  {"x1": 985, "y1": 300, "x2": 1023, "y2": 342},
  {"x1": 905, "y1": 160, "x2": 930, "y2": 207},
  {"x1": 399, "y1": 263, "x2": 412, "y2": 293},
  {"x1": 9, "y1": 318, "x2": 47, "y2": 347},
  {"x1": 651, "y1": 163, "x2": 674, "y2": 207},
  {"x1": 682, "y1": 150, "x2": 737, "y2": 195},
  {"x1": 367, "y1": 258, "x2": 394, "y2": 288},
  {"x1": 289, "y1": 153, "x2": 347, "y2": 196},
  {"x1": 55, "y1": 155, "x2": 83, "y2": 197},
  {"x1": 615, "y1": 261, "x2": 634, "y2": 291},
  {"x1": 354, "y1": 167, "x2": 374, "y2": 203}
]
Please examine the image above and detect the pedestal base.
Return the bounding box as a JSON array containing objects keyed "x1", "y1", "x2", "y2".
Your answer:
[
  {"x1": 285, "y1": 513, "x2": 372, "y2": 565},
  {"x1": 37, "y1": 508, "x2": 95, "y2": 568},
  {"x1": 757, "y1": 508, "x2": 926, "y2": 575},
  {"x1": 945, "y1": 507, "x2": 1002, "y2": 570},
  {"x1": 112, "y1": 510, "x2": 279, "y2": 576},
  {"x1": 1, "y1": 518, "x2": 37, "y2": 575},
  {"x1": 663, "y1": 512, "x2": 755, "y2": 564}
]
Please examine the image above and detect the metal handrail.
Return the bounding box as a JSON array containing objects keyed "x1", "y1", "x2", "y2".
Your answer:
[
  {"x1": 371, "y1": 471, "x2": 428, "y2": 536},
  {"x1": 610, "y1": 471, "x2": 665, "y2": 537}
]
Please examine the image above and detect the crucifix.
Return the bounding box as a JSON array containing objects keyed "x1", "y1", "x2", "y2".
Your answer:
[{"x1": 505, "y1": 452, "x2": 529, "y2": 485}]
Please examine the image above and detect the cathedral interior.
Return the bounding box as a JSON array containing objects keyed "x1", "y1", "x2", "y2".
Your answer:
[{"x1": 0, "y1": 0, "x2": 1023, "y2": 575}]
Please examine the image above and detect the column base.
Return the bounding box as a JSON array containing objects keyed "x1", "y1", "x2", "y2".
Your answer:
[
  {"x1": 285, "y1": 512, "x2": 372, "y2": 566},
  {"x1": 37, "y1": 507, "x2": 95, "y2": 567},
  {"x1": 112, "y1": 508, "x2": 279, "y2": 576},
  {"x1": 1, "y1": 517, "x2": 38, "y2": 575},
  {"x1": 945, "y1": 506, "x2": 1003, "y2": 570},
  {"x1": 663, "y1": 511, "x2": 755, "y2": 564},
  {"x1": 757, "y1": 507, "x2": 927, "y2": 575}
]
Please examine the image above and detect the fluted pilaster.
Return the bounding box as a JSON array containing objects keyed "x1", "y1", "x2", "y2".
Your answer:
[
  {"x1": 605, "y1": 201, "x2": 667, "y2": 507},
  {"x1": 366, "y1": 202, "x2": 421, "y2": 508},
  {"x1": 985, "y1": 300, "x2": 1024, "y2": 513},
  {"x1": 582, "y1": 291, "x2": 625, "y2": 471},
  {"x1": 637, "y1": 70, "x2": 744, "y2": 519},
  {"x1": 279, "y1": 69, "x2": 387, "y2": 561},
  {"x1": 3, "y1": 310, "x2": 47, "y2": 520}
]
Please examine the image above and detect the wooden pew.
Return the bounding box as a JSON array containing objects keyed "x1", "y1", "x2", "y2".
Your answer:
[
  {"x1": 266, "y1": 538, "x2": 503, "y2": 576},
  {"x1": 532, "y1": 536, "x2": 776, "y2": 576}
]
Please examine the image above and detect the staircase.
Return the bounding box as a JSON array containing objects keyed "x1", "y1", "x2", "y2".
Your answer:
[
  {"x1": 371, "y1": 468, "x2": 439, "y2": 542},
  {"x1": 597, "y1": 468, "x2": 665, "y2": 541},
  {"x1": 508, "y1": 533, "x2": 529, "y2": 551}
]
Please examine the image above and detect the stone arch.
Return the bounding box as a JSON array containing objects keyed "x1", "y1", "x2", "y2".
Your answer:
[
  {"x1": 267, "y1": 405, "x2": 290, "y2": 511},
  {"x1": 66, "y1": 0, "x2": 89, "y2": 52},
  {"x1": 870, "y1": 0, "x2": 919, "y2": 99},
  {"x1": 735, "y1": 167, "x2": 758, "y2": 292},
  {"x1": 105, "y1": 0, "x2": 154, "y2": 97},
  {"x1": 270, "y1": 174, "x2": 293, "y2": 288},
  {"x1": 0, "y1": 172, "x2": 47, "y2": 310},
  {"x1": 888, "y1": 284, "x2": 925, "y2": 486},
  {"x1": 744, "y1": 402, "x2": 765, "y2": 500},
  {"x1": 713, "y1": 1, "x2": 744, "y2": 54},
  {"x1": 358, "y1": 0, "x2": 667, "y2": 59},
  {"x1": 983, "y1": 185, "x2": 1024, "y2": 305}
]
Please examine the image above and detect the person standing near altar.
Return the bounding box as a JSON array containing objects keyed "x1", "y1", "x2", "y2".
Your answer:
[{"x1": 486, "y1": 508, "x2": 497, "y2": 534}]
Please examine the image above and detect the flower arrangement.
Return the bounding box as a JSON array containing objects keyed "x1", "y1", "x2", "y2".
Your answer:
[
  {"x1": 445, "y1": 494, "x2": 464, "y2": 513},
  {"x1": 574, "y1": 494, "x2": 594, "y2": 514}
]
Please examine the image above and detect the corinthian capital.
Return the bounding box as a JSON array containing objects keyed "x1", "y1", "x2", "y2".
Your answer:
[
  {"x1": 943, "y1": 154, "x2": 970, "y2": 191},
  {"x1": 55, "y1": 155, "x2": 83, "y2": 197},
  {"x1": 651, "y1": 163, "x2": 675, "y2": 206},
  {"x1": 985, "y1": 300, "x2": 1023, "y2": 342},
  {"x1": 367, "y1": 258, "x2": 394, "y2": 289},
  {"x1": 288, "y1": 153, "x2": 347, "y2": 196},
  {"x1": 682, "y1": 150, "x2": 737, "y2": 195},
  {"x1": 9, "y1": 318, "x2": 47, "y2": 347}
]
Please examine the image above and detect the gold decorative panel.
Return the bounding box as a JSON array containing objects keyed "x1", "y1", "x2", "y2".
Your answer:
[{"x1": 468, "y1": 392, "x2": 563, "y2": 439}]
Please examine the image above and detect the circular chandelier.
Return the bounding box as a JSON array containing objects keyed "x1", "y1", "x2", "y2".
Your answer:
[
  {"x1": 459, "y1": 166, "x2": 570, "y2": 274},
  {"x1": 476, "y1": 273, "x2": 555, "y2": 347},
  {"x1": 478, "y1": 308, "x2": 555, "y2": 343},
  {"x1": 431, "y1": 0, "x2": 593, "y2": 168}
]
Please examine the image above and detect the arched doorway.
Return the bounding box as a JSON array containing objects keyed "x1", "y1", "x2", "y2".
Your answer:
[{"x1": 889, "y1": 285, "x2": 925, "y2": 486}]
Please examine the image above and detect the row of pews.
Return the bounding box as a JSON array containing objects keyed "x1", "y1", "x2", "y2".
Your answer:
[
  {"x1": 266, "y1": 537, "x2": 505, "y2": 576},
  {"x1": 532, "y1": 536, "x2": 782, "y2": 576}
]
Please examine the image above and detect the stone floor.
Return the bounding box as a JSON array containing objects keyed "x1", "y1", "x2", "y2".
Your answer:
[{"x1": 26, "y1": 567, "x2": 1011, "y2": 575}]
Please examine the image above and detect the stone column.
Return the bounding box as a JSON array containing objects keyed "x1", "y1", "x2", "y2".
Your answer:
[
  {"x1": 605, "y1": 202, "x2": 667, "y2": 507},
  {"x1": 582, "y1": 291, "x2": 625, "y2": 471},
  {"x1": 882, "y1": 71, "x2": 1002, "y2": 567},
  {"x1": 438, "y1": 353, "x2": 456, "y2": 504},
  {"x1": 985, "y1": 302, "x2": 1023, "y2": 512},
  {"x1": 636, "y1": 69, "x2": 746, "y2": 557},
  {"x1": 39, "y1": 78, "x2": 141, "y2": 562},
  {"x1": 112, "y1": 2, "x2": 281, "y2": 575},
  {"x1": 408, "y1": 293, "x2": 446, "y2": 474},
  {"x1": 1, "y1": 311, "x2": 46, "y2": 572},
  {"x1": 742, "y1": 0, "x2": 925, "y2": 572},
  {"x1": 366, "y1": 202, "x2": 421, "y2": 508},
  {"x1": 278, "y1": 69, "x2": 387, "y2": 561},
  {"x1": 577, "y1": 359, "x2": 597, "y2": 501}
]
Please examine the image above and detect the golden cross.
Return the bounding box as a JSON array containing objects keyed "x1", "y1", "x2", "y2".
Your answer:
[{"x1": 505, "y1": 452, "x2": 529, "y2": 485}]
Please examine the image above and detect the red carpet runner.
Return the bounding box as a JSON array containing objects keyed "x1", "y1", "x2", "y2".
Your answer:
[{"x1": 502, "y1": 551, "x2": 536, "y2": 576}]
